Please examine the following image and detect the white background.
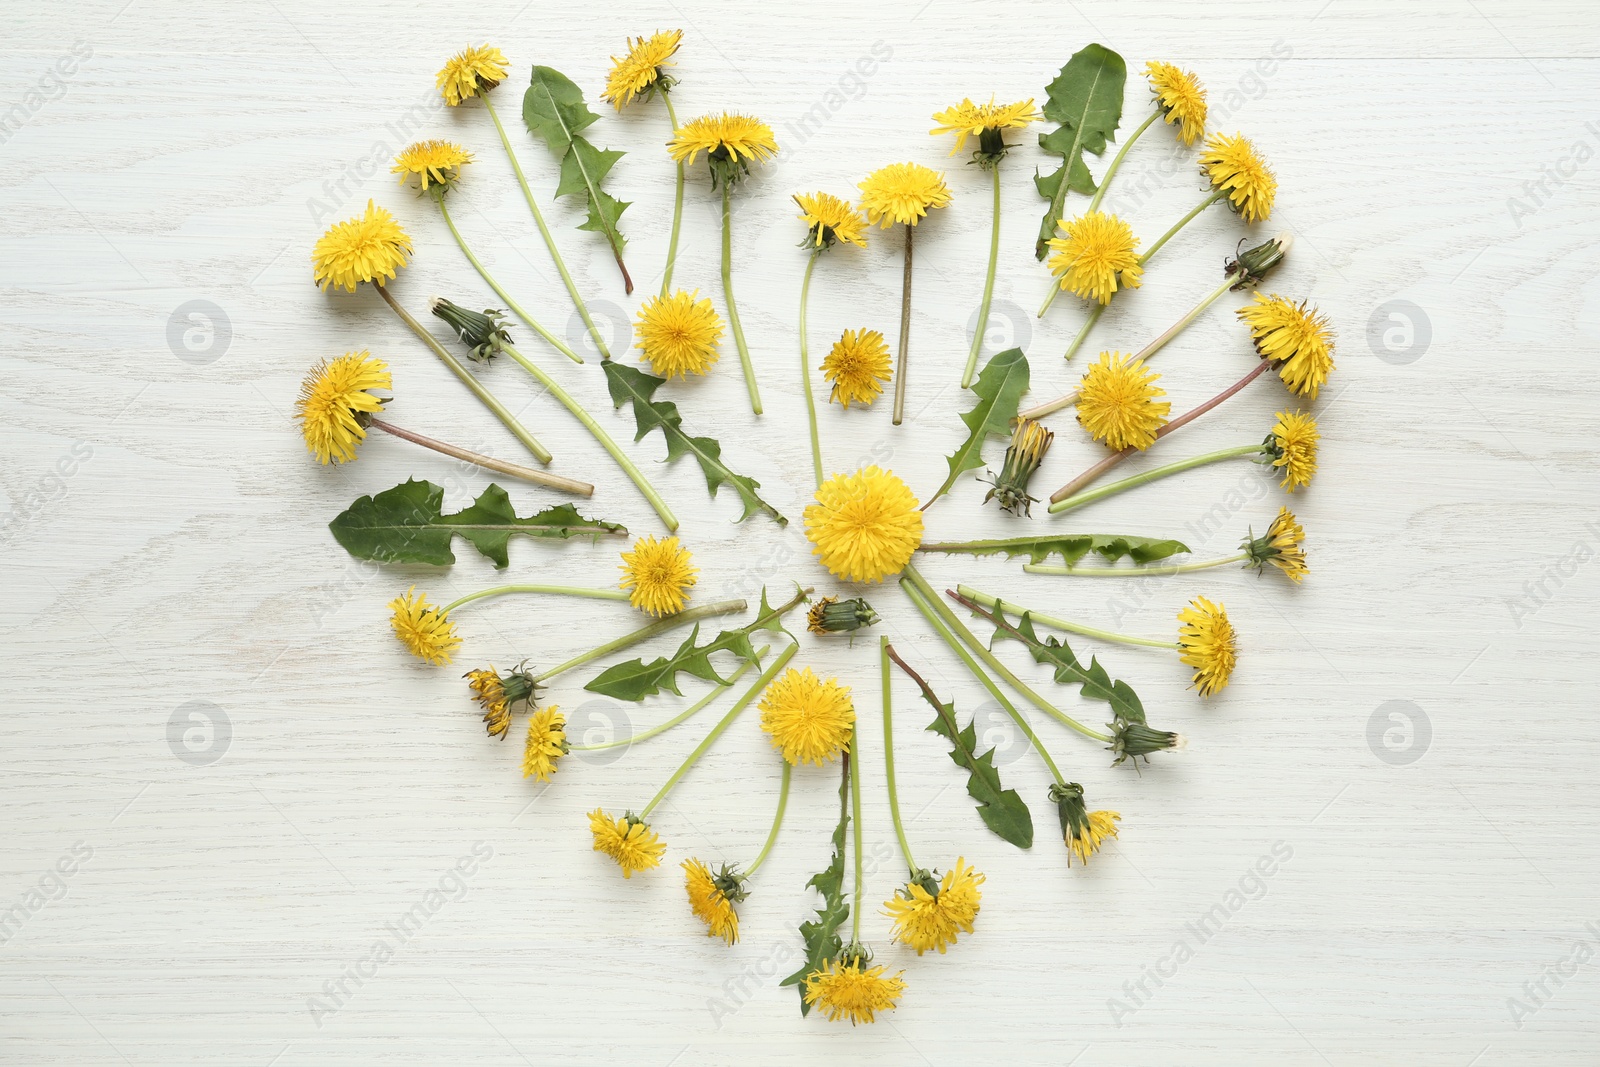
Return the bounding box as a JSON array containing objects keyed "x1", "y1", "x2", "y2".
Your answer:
[{"x1": 4, "y1": 0, "x2": 1598, "y2": 1063}]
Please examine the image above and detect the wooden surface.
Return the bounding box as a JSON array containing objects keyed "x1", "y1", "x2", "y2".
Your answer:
[{"x1": 4, "y1": 0, "x2": 1598, "y2": 1062}]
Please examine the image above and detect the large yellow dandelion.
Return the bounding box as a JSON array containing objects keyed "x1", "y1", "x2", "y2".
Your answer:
[
  {"x1": 1178, "y1": 597, "x2": 1237, "y2": 697},
  {"x1": 1146, "y1": 61, "x2": 1207, "y2": 145},
  {"x1": 1075, "y1": 352, "x2": 1171, "y2": 451},
  {"x1": 294, "y1": 352, "x2": 391, "y2": 464},
  {"x1": 588, "y1": 809, "x2": 665, "y2": 878},
  {"x1": 795, "y1": 191, "x2": 868, "y2": 249},
  {"x1": 804, "y1": 466, "x2": 924, "y2": 583},
  {"x1": 619, "y1": 535, "x2": 698, "y2": 617},
  {"x1": 1047, "y1": 211, "x2": 1144, "y2": 305},
  {"x1": 683, "y1": 859, "x2": 743, "y2": 944},
  {"x1": 388, "y1": 587, "x2": 461, "y2": 666},
  {"x1": 311, "y1": 200, "x2": 412, "y2": 293},
  {"x1": 759, "y1": 667, "x2": 855, "y2": 767},
  {"x1": 885, "y1": 860, "x2": 984, "y2": 955},
  {"x1": 1200, "y1": 132, "x2": 1277, "y2": 222},
  {"x1": 857, "y1": 163, "x2": 952, "y2": 228},
  {"x1": 668, "y1": 112, "x2": 778, "y2": 168},
  {"x1": 1268, "y1": 410, "x2": 1319, "y2": 491},
  {"x1": 821, "y1": 329, "x2": 892, "y2": 409},
  {"x1": 803, "y1": 957, "x2": 907, "y2": 1026},
  {"x1": 929, "y1": 97, "x2": 1040, "y2": 156},
  {"x1": 635, "y1": 290, "x2": 724, "y2": 378},
  {"x1": 436, "y1": 45, "x2": 509, "y2": 106},
  {"x1": 392, "y1": 140, "x2": 472, "y2": 192},
  {"x1": 602, "y1": 30, "x2": 682, "y2": 109},
  {"x1": 1238, "y1": 294, "x2": 1335, "y2": 399},
  {"x1": 521, "y1": 707, "x2": 567, "y2": 782}
]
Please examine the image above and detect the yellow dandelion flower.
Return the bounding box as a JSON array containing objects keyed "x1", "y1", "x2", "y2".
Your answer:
[
  {"x1": 602, "y1": 30, "x2": 682, "y2": 110},
  {"x1": 1268, "y1": 410, "x2": 1319, "y2": 491},
  {"x1": 1246, "y1": 506, "x2": 1309, "y2": 583},
  {"x1": 804, "y1": 466, "x2": 924, "y2": 584},
  {"x1": 1200, "y1": 132, "x2": 1277, "y2": 222},
  {"x1": 588, "y1": 809, "x2": 665, "y2": 878},
  {"x1": 466, "y1": 668, "x2": 511, "y2": 738},
  {"x1": 1239, "y1": 294, "x2": 1335, "y2": 399},
  {"x1": 392, "y1": 140, "x2": 472, "y2": 192},
  {"x1": 683, "y1": 859, "x2": 745, "y2": 945},
  {"x1": 521, "y1": 706, "x2": 567, "y2": 782},
  {"x1": 1075, "y1": 352, "x2": 1171, "y2": 451},
  {"x1": 635, "y1": 290, "x2": 724, "y2": 378},
  {"x1": 668, "y1": 112, "x2": 778, "y2": 169},
  {"x1": 795, "y1": 192, "x2": 867, "y2": 249},
  {"x1": 1146, "y1": 61, "x2": 1207, "y2": 146},
  {"x1": 1067, "y1": 810, "x2": 1122, "y2": 866},
  {"x1": 388, "y1": 587, "x2": 460, "y2": 666},
  {"x1": 821, "y1": 328, "x2": 892, "y2": 409},
  {"x1": 294, "y1": 352, "x2": 391, "y2": 464},
  {"x1": 885, "y1": 859, "x2": 984, "y2": 956},
  {"x1": 930, "y1": 96, "x2": 1040, "y2": 157},
  {"x1": 1046, "y1": 211, "x2": 1144, "y2": 305},
  {"x1": 619, "y1": 535, "x2": 697, "y2": 617},
  {"x1": 759, "y1": 667, "x2": 855, "y2": 767},
  {"x1": 804, "y1": 957, "x2": 907, "y2": 1025},
  {"x1": 1178, "y1": 597, "x2": 1237, "y2": 697},
  {"x1": 436, "y1": 44, "x2": 509, "y2": 106},
  {"x1": 857, "y1": 162, "x2": 952, "y2": 228},
  {"x1": 311, "y1": 200, "x2": 412, "y2": 293}
]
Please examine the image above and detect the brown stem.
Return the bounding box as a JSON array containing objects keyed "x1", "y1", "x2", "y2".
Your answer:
[
  {"x1": 369, "y1": 418, "x2": 593, "y2": 496},
  {"x1": 884, "y1": 642, "x2": 945, "y2": 709},
  {"x1": 614, "y1": 249, "x2": 634, "y2": 295},
  {"x1": 891, "y1": 223, "x2": 914, "y2": 426},
  {"x1": 1047, "y1": 357, "x2": 1274, "y2": 505}
]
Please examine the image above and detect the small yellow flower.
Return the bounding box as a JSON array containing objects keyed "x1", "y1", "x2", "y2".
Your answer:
[
  {"x1": 1200, "y1": 132, "x2": 1277, "y2": 222},
  {"x1": 521, "y1": 706, "x2": 567, "y2": 782},
  {"x1": 885, "y1": 859, "x2": 984, "y2": 955},
  {"x1": 821, "y1": 328, "x2": 892, "y2": 409},
  {"x1": 1178, "y1": 597, "x2": 1237, "y2": 697},
  {"x1": 669, "y1": 112, "x2": 777, "y2": 184},
  {"x1": 436, "y1": 44, "x2": 509, "y2": 106},
  {"x1": 392, "y1": 140, "x2": 472, "y2": 192},
  {"x1": 311, "y1": 200, "x2": 412, "y2": 293},
  {"x1": 1246, "y1": 507, "x2": 1309, "y2": 583},
  {"x1": 294, "y1": 352, "x2": 391, "y2": 464},
  {"x1": 795, "y1": 192, "x2": 867, "y2": 249},
  {"x1": 388, "y1": 587, "x2": 460, "y2": 666},
  {"x1": 634, "y1": 290, "x2": 724, "y2": 379},
  {"x1": 857, "y1": 163, "x2": 952, "y2": 228},
  {"x1": 759, "y1": 667, "x2": 856, "y2": 767},
  {"x1": 619, "y1": 535, "x2": 697, "y2": 617},
  {"x1": 466, "y1": 668, "x2": 510, "y2": 738},
  {"x1": 1238, "y1": 294, "x2": 1335, "y2": 399},
  {"x1": 1076, "y1": 352, "x2": 1171, "y2": 451},
  {"x1": 930, "y1": 96, "x2": 1041, "y2": 159},
  {"x1": 602, "y1": 29, "x2": 682, "y2": 109},
  {"x1": 1145, "y1": 61, "x2": 1207, "y2": 146},
  {"x1": 1268, "y1": 410, "x2": 1319, "y2": 491},
  {"x1": 804, "y1": 956, "x2": 907, "y2": 1025},
  {"x1": 683, "y1": 859, "x2": 745, "y2": 944},
  {"x1": 1067, "y1": 810, "x2": 1122, "y2": 866},
  {"x1": 588, "y1": 809, "x2": 665, "y2": 878},
  {"x1": 804, "y1": 466, "x2": 924, "y2": 584},
  {"x1": 1047, "y1": 211, "x2": 1144, "y2": 305}
]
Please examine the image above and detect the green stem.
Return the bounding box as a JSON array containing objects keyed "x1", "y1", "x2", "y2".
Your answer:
[
  {"x1": 1048, "y1": 443, "x2": 1265, "y2": 515},
  {"x1": 880, "y1": 635, "x2": 916, "y2": 872},
  {"x1": 961, "y1": 163, "x2": 1002, "y2": 390},
  {"x1": 1062, "y1": 302, "x2": 1107, "y2": 362},
  {"x1": 640, "y1": 641, "x2": 797, "y2": 817},
  {"x1": 434, "y1": 194, "x2": 584, "y2": 365},
  {"x1": 954, "y1": 585, "x2": 1179, "y2": 650},
  {"x1": 798, "y1": 250, "x2": 824, "y2": 489},
  {"x1": 480, "y1": 92, "x2": 612, "y2": 362},
  {"x1": 1087, "y1": 111, "x2": 1159, "y2": 214},
  {"x1": 1141, "y1": 188, "x2": 1226, "y2": 264},
  {"x1": 891, "y1": 223, "x2": 913, "y2": 426},
  {"x1": 501, "y1": 342, "x2": 680, "y2": 531},
  {"x1": 721, "y1": 182, "x2": 762, "y2": 415},
  {"x1": 571, "y1": 647, "x2": 769, "y2": 751},
  {"x1": 744, "y1": 760, "x2": 791, "y2": 877},
  {"x1": 441, "y1": 584, "x2": 629, "y2": 615},
  {"x1": 531, "y1": 598, "x2": 746, "y2": 684},
  {"x1": 374, "y1": 284, "x2": 552, "y2": 465},
  {"x1": 849, "y1": 709, "x2": 864, "y2": 943},
  {"x1": 661, "y1": 93, "x2": 685, "y2": 299},
  {"x1": 1024, "y1": 552, "x2": 1249, "y2": 578}
]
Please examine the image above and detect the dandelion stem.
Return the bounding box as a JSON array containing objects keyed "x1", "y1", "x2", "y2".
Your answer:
[
  {"x1": 798, "y1": 250, "x2": 825, "y2": 489},
  {"x1": 442, "y1": 584, "x2": 630, "y2": 615},
  {"x1": 879, "y1": 635, "x2": 916, "y2": 873},
  {"x1": 849, "y1": 709, "x2": 865, "y2": 943},
  {"x1": 532, "y1": 598, "x2": 747, "y2": 684},
  {"x1": 721, "y1": 182, "x2": 762, "y2": 415},
  {"x1": 1062, "y1": 303, "x2": 1107, "y2": 362},
  {"x1": 955, "y1": 585, "x2": 1180, "y2": 650},
  {"x1": 480, "y1": 92, "x2": 613, "y2": 361},
  {"x1": 571, "y1": 647, "x2": 769, "y2": 752},
  {"x1": 367, "y1": 417, "x2": 591, "y2": 495},
  {"x1": 661, "y1": 93, "x2": 685, "y2": 299},
  {"x1": 891, "y1": 223, "x2": 914, "y2": 426},
  {"x1": 1048, "y1": 443, "x2": 1266, "y2": 515},
  {"x1": 1141, "y1": 188, "x2": 1227, "y2": 264},
  {"x1": 1087, "y1": 110, "x2": 1160, "y2": 214},
  {"x1": 744, "y1": 760, "x2": 791, "y2": 877},
  {"x1": 375, "y1": 284, "x2": 553, "y2": 465},
  {"x1": 961, "y1": 164, "x2": 1002, "y2": 390},
  {"x1": 1024, "y1": 552, "x2": 1249, "y2": 578}
]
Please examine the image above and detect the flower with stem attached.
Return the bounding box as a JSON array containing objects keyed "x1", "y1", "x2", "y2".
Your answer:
[
  {"x1": 602, "y1": 30, "x2": 681, "y2": 109},
  {"x1": 804, "y1": 466, "x2": 924, "y2": 584},
  {"x1": 682, "y1": 859, "x2": 746, "y2": 944},
  {"x1": 1178, "y1": 597, "x2": 1237, "y2": 697},
  {"x1": 634, "y1": 290, "x2": 724, "y2": 379},
  {"x1": 436, "y1": 44, "x2": 508, "y2": 107},
  {"x1": 1147, "y1": 61, "x2": 1208, "y2": 146},
  {"x1": 1047, "y1": 211, "x2": 1144, "y2": 305},
  {"x1": 983, "y1": 418, "x2": 1054, "y2": 516},
  {"x1": 885, "y1": 860, "x2": 984, "y2": 955},
  {"x1": 389, "y1": 587, "x2": 462, "y2": 666},
  {"x1": 1051, "y1": 781, "x2": 1121, "y2": 866},
  {"x1": 1076, "y1": 352, "x2": 1171, "y2": 452},
  {"x1": 588, "y1": 809, "x2": 665, "y2": 878},
  {"x1": 821, "y1": 329, "x2": 892, "y2": 410},
  {"x1": 1021, "y1": 509, "x2": 1309, "y2": 583},
  {"x1": 759, "y1": 667, "x2": 855, "y2": 767},
  {"x1": 619, "y1": 535, "x2": 698, "y2": 617},
  {"x1": 1201, "y1": 132, "x2": 1278, "y2": 223},
  {"x1": 295, "y1": 352, "x2": 390, "y2": 464},
  {"x1": 465, "y1": 664, "x2": 542, "y2": 739},
  {"x1": 804, "y1": 949, "x2": 907, "y2": 1025},
  {"x1": 795, "y1": 192, "x2": 870, "y2": 485},
  {"x1": 521, "y1": 707, "x2": 568, "y2": 782}
]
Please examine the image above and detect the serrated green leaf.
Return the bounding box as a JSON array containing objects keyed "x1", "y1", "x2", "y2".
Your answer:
[
  {"x1": 523, "y1": 66, "x2": 629, "y2": 269},
  {"x1": 780, "y1": 760, "x2": 850, "y2": 1014},
  {"x1": 583, "y1": 623, "x2": 760, "y2": 702},
  {"x1": 601, "y1": 360, "x2": 786, "y2": 526},
  {"x1": 918, "y1": 533, "x2": 1190, "y2": 568},
  {"x1": 927, "y1": 347, "x2": 1030, "y2": 505},
  {"x1": 557, "y1": 138, "x2": 631, "y2": 254},
  {"x1": 1002, "y1": 613, "x2": 1148, "y2": 726},
  {"x1": 1034, "y1": 43, "x2": 1126, "y2": 259},
  {"x1": 328, "y1": 478, "x2": 626, "y2": 569}
]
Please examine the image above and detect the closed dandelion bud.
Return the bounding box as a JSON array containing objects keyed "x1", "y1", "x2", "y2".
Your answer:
[
  {"x1": 431, "y1": 296, "x2": 512, "y2": 362},
  {"x1": 1109, "y1": 719, "x2": 1185, "y2": 766},
  {"x1": 984, "y1": 418, "x2": 1054, "y2": 515},
  {"x1": 1227, "y1": 232, "x2": 1292, "y2": 289},
  {"x1": 807, "y1": 596, "x2": 881, "y2": 635}
]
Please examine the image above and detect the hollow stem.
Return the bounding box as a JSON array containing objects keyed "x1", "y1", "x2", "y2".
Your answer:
[
  {"x1": 531, "y1": 598, "x2": 746, "y2": 684},
  {"x1": 849, "y1": 711, "x2": 865, "y2": 943},
  {"x1": 721, "y1": 182, "x2": 761, "y2": 415},
  {"x1": 1087, "y1": 110, "x2": 1160, "y2": 214},
  {"x1": 1062, "y1": 302, "x2": 1107, "y2": 362},
  {"x1": 879, "y1": 635, "x2": 916, "y2": 872},
  {"x1": 661, "y1": 93, "x2": 685, "y2": 299},
  {"x1": 571, "y1": 647, "x2": 769, "y2": 752},
  {"x1": 434, "y1": 194, "x2": 584, "y2": 365},
  {"x1": 1024, "y1": 552, "x2": 1248, "y2": 578},
  {"x1": 744, "y1": 760, "x2": 791, "y2": 878},
  {"x1": 441, "y1": 584, "x2": 630, "y2": 615},
  {"x1": 375, "y1": 284, "x2": 553, "y2": 465},
  {"x1": 368, "y1": 418, "x2": 591, "y2": 495},
  {"x1": 955, "y1": 585, "x2": 1180, "y2": 650},
  {"x1": 798, "y1": 250, "x2": 825, "y2": 488},
  {"x1": 1141, "y1": 188, "x2": 1226, "y2": 264},
  {"x1": 480, "y1": 92, "x2": 612, "y2": 361},
  {"x1": 891, "y1": 223, "x2": 914, "y2": 426},
  {"x1": 961, "y1": 164, "x2": 1003, "y2": 390},
  {"x1": 1048, "y1": 443, "x2": 1265, "y2": 515}
]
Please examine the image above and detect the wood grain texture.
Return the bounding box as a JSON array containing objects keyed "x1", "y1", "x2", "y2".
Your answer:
[{"x1": 2, "y1": 0, "x2": 1598, "y2": 1062}]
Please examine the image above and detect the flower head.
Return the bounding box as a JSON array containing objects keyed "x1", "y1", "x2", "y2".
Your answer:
[
  {"x1": 1051, "y1": 782, "x2": 1120, "y2": 866},
  {"x1": 821, "y1": 328, "x2": 892, "y2": 409},
  {"x1": 804, "y1": 466, "x2": 924, "y2": 583},
  {"x1": 759, "y1": 667, "x2": 855, "y2": 766},
  {"x1": 795, "y1": 192, "x2": 867, "y2": 250},
  {"x1": 393, "y1": 140, "x2": 472, "y2": 193},
  {"x1": 1109, "y1": 719, "x2": 1185, "y2": 766},
  {"x1": 1245, "y1": 507, "x2": 1309, "y2": 583},
  {"x1": 466, "y1": 664, "x2": 541, "y2": 738},
  {"x1": 803, "y1": 953, "x2": 906, "y2": 1025},
  {"x1": 431, "y1": 297, "x2": 511, "y2": 363},
  {"x1": 588, "y1": 809, "x2": 665, "y2": 878},
  {"x1": 857, "y1": 162, "x2": 952, "y2": 228},
  {"x1": 806, "y1": 596, "x2": 880, "y2": 635},
  {"x1": 1178, "y1": 596, "x2": 1237, "y2": 697},
  {"x1": 669, "y1": 112, "x2": 777, "y2": 187},
  {"x1": 1047, "y1": 210, "x2": 1144, "y2": 305},
  {"x1": 312, "y1": 200, "x2": 412, "y2": 293},
  {"x1": 602, "y1": 30, "x2": 682, "y2": 109},
  {"x1": 521, "y1": 706, "x2": 567, "y2": 782},
  {"x1": 1200, "y1": 132, "x2": 1277, "y2": 222},
  {"x1": 1146, "y1": 61, "x2": 1207, "y2": 145},
  {"x1": 635, "y1": 290, "x2": 724, "y2": 378},
  {"x1": 619, "y1": 535, "x2": 698, "y2": 616},
  {"x1": 1239, "y1": 294, "x2": 1335, "y2": 399},
  {"x1": 295, "y1": 352, "x2": 391, "y2": 464},
  {"x1": 985, "y1": 417, "x2": 1054, "y2": 515},
  {"x1": 683, "y1": 859, "x2": 746, "y2": 944},
  {"x1": 436, "y1": 45, "x2": 509, "y2": 106},
  {"x1": 930, "y1": 96, "x2": 1040, "y2": 164},
  {"x1": 388, "y1": 587, "x2": 461, "y2": 666},
  {"x1": 885, "y1": 859, "x2": 984, "y2": 955},
  {"x1": 1266, "y1": 410, "x2": 1319, "y2": 490},
  {"x1": 1076, "y1": 352, "x2": 1171, "y2": 451}
]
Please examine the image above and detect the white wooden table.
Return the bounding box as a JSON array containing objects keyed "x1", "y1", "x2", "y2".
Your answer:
[{"x1": 4, "y1": 1, "x2": 1597, "y2": 1062}]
